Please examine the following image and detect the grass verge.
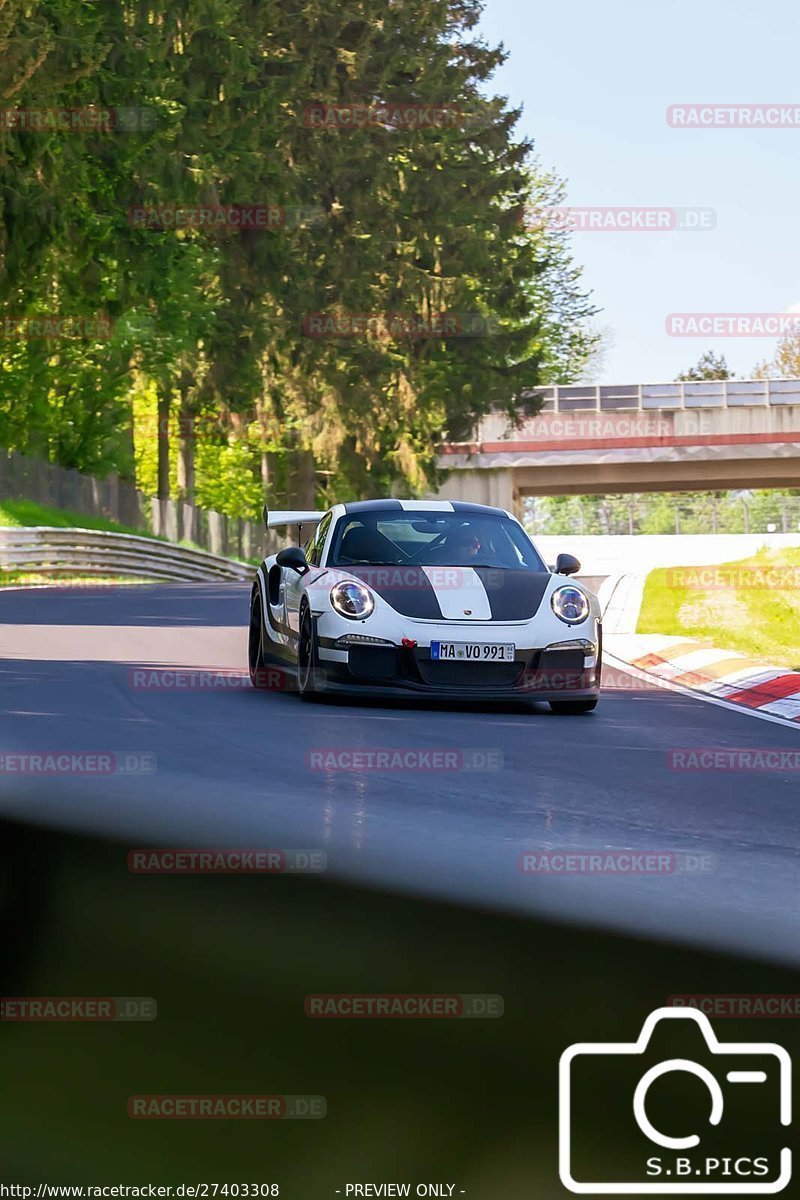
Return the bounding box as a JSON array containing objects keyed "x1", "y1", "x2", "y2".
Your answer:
[
  {"x1": 0, "y1": 498, "x2": 146, "y2": 535},
  {"x1": 637, "y1": 546, "x2": 800, "y2": 669}
]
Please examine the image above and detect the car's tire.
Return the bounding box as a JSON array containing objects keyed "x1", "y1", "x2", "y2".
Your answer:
[
  {"x1": 248, "y1": 591, "x2": 270, "y2": 689},
  {"x1": 297, "y1": 603, "x2": 323, "y2": 701},
  {"x1": 549, "y1": 699, "x2": 598, "y2": 715}
]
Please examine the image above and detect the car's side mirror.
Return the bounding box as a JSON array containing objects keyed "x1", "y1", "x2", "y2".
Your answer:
[
  {"x1": 555, "y1": 552, "x2": 581, "y2": 577},
  {"x1": 276, "y1": 546, "x2": 309, "y2": 575}
]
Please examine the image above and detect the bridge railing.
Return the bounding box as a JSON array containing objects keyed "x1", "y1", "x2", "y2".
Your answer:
[
  {"x1": 0, "y1": 528, "x2": 252, "y2": 583},
  {"x1": 518, "y1": 378, "x2": 800, "y2": 414}
]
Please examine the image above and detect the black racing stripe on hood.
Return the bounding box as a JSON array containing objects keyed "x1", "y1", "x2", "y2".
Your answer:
[
  {"x1": 474, "y1": 568, "x2": 552, "y2": 621},
  {"x1": 345, "y1": 566, "x2": 443, "y2": 619}
]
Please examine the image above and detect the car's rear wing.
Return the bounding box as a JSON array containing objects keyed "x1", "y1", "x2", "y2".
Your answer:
[{"x1": 263, "y1": 506, "x2": 326, "y2": 530}]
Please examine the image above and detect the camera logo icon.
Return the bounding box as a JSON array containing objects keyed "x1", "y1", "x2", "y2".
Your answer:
[{"x1": 559, "y1": 1006, "x2": 791, "y2": 1194}]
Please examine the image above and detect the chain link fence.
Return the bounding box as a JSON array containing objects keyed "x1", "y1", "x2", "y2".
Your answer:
[{"x1": 0, "y1": 450, "x2": 288, "y2": 562}]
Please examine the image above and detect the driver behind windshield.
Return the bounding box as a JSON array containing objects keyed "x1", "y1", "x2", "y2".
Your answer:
[{"x1": 444, "y1": 526, "x2": 483, "y2": 564}]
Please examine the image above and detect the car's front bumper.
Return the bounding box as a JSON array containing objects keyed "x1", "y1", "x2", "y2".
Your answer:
[
  {"x1": 308, "y1": 597, "x2": 602, "y2": 701},
  {"x1": 314, "y1": 638, "x2": 601, "y2": 702}
]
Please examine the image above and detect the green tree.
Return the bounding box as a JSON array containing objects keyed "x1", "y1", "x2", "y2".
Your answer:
[
  {"x1": 675, "y1": 351, "x2": 733, "y2": 381},
  {"x1": 0, "y1": 0, "x2": 601, "y2": 521},
  {"x1": 753, "y1": 333, "x2": 800, "y2": 379}
]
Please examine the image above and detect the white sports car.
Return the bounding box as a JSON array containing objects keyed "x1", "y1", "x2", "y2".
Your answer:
[{"x1": 248, "y1": 500, "x2": 601, "y2": 713}]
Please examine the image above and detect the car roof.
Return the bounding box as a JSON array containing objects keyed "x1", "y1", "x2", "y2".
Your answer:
[{"x1": 341, "y1": 499, "x2": 509, "y2": 517}]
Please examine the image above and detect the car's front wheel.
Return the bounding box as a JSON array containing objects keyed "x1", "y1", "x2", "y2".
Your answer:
[
  {"x1": 549, "y1": 699, "x2": 598, "y2": 715},
  {"x1": 248, "y1": 592, "x2": 270, "y2": 689},
  {"x1": 297, "y1": 604, "x2": 323, "y2": 701}
]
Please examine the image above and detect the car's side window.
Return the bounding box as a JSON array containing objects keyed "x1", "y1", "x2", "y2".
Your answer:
[{"x1": 308, "y1": 512, "x2": 332, "y2": 566}]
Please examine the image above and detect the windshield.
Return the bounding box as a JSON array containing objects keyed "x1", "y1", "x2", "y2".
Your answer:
[{"x1": 327, "y1": 510, "x2": 547, "y2": 570}]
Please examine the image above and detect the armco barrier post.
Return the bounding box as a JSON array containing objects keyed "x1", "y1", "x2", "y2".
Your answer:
[
  {"x1": 164, "y1": 499, "x2": 178, "y2": 543},
  {"x1": 208, "y1": 510, "x2": 224, "y2": 556}
]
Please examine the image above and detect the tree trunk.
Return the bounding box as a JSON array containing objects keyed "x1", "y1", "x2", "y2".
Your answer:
[
  {"x1": 176, "y1": 430, "x2": 194, "y2": 501},
  {"x1": 288, "y1": 447, "x2": 316, "y2": 510},
  {"x1": 176, "y1": 372, "x2": 199, "y2": 544},
  {"x1": 176, "y1": 382, "x2": 195, "y2": 504},
  {"x1": 261, "y1": 450, "x2": 282, "y2": 506},
  {"x1": 256, "y1": 400, "x2": 280, "y2": 509},
  {"x1": 157, "y1": 385, "x2": 170, "y2": 500},
  {"x1": 119, "y1": 409, "x2": 136, "y2": 484},
  {"x1": 285, "y1": 424, "x2": 316, "y2": 510}
]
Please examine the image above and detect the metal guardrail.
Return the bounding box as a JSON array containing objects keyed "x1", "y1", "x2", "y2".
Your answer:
[
  {"x1": 0, "y1": 528, "x2": 252, "y2": 583},
  {"x1": 518, "y1": 377, "x2": 800, "y2": 414}
]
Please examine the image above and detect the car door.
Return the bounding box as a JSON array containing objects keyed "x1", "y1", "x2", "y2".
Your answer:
[
  {"x1": 284, "y1": 512, "x2": 332, "y2": 637},
  {"x1": 265, "y1": 557, "x2": 291, "y2": 649}
]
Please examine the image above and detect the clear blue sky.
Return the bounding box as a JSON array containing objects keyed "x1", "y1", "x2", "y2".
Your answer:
[{"x1": 477, "y1": 0, "x2": 800, "y2": 384}]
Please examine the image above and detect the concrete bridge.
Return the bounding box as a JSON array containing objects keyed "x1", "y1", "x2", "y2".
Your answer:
[{"x1": 435, "y1": 378, "x2": 800, "y2": 519}]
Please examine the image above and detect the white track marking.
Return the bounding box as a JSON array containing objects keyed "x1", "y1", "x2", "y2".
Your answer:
[{"x1": 604, "y1": 651, "x2": 800, "y2": 732}]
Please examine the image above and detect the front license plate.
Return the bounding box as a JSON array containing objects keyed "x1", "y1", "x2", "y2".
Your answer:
[{"x1": 430, "y1": 641, "x2": 515, "y2": 662}]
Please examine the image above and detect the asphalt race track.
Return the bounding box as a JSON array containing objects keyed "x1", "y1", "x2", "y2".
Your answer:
[{"x1": 1, "y1": 583, "x2": 799, "y2": 966}]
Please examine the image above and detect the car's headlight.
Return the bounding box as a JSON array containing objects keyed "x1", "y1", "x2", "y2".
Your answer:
[
  {"x1": 330, "y1": 580, "x2": 375, "y2": 620},
  {"x1": 551, "y1": 585, "x2": 590, "y2": 625}
]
